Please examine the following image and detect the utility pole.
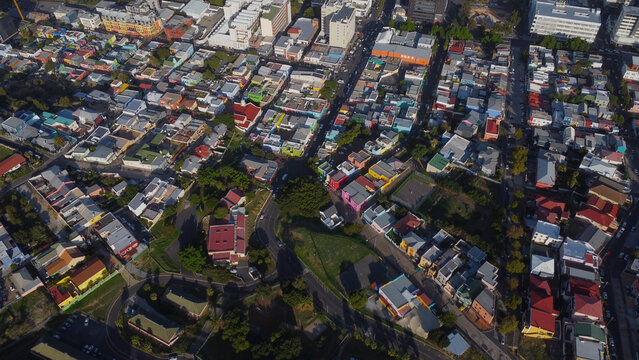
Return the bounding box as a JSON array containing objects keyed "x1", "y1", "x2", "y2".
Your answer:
[{"x1": 13, "y1": 0, "x2": 24, "y2": 21}]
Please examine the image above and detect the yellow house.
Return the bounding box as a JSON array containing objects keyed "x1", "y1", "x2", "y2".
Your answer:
[
  {"x1": 399, "y1": 232, "x2": 427, "y2": 258},
  {"x1": 368, "y1": 160, "x2": 397, "y2": 183},
  {"x1": 70, "y1": 258, "x2": 108, "y2": 292},
  {"x1": 521, "y1": 309, "x2": 555, "y2": 339},
  {"x1": 49, "y1": 277, "x2": 76, "y2": 308}
]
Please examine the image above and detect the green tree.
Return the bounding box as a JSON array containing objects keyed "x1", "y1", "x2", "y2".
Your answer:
[
  {"x1": 349, "y1": 290, "x2": 367, "y2": 310},
  {"x1": 514, "y1": 128, "x2": 523, "y2": 140},
  {"x1": 506, "y1": 259, "x2": 525, "y2": 274},
  {"x1": 281, "y1": 276, "x2": 308, "y2": 307},
  {"x1": 189, "y1": 193, "x2": 201, "y2": 207},
  {"x1": 499, "y1": 315, "x2": 519, "y2": 334},
  {"x1": 276, "y1": 177, "x2": 330, "y2": 218},
  {"x1": 44, "y1": 61, "x2": 56, "y2": 73},
  {"x1": 215, "y1": 112, "x2": 236, "y2": 128},
  {"x1": 343, "y1": 222, "x2": 364, "y2": 236},
  {"x1": 320, "y1": 80, "x2": 338, "y2": 100},
  {"x1": 149, "y1": 292, "x2": 157, "y2": 301},
  {"x1": 213, "y1": 206, "x2": 229, "y2": 219},
  {"x1": 117, "y1": 185, "x2": 140, "y2": 207},
  {"x1": 221, "y1": 308, "x2": 250, "y2": 353},
  {"x1": 539, "y1": 35, "x2": 558, "y2": 50},
  {"x1": 510, "y1": 146, "x2": 528, "y2": 175},
  {"x1": 58, "y1": 96, "x2": 71, "y2": 108},
  {"x1": 505, "y1": 294, "x2": 522, "y2": 310},
  {"x1": 567, "y1": 171, "x2": 579, "y2": 188},
  {"x1": 302, "y1": 7, "x2": 314, "y2": 18},
  {"x1": 178, "y1": 246, "x2": 207, "y2": 273},
  {"x1": 249, "y1": 248, "x2": 272, "y2": 272},
  {"x1": 507, "y1": 225, "x2": 524, "y2": 240},
  {"x1": 438, "y1": 311, "x2": 457, "y2": 329}
]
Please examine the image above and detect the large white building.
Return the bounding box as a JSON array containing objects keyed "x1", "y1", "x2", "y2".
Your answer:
[
  {"x1": 260, "y1": 0, "x2": 292, "y2": 37},
  {"x1": 209, "y1": 0, "x2": 261, "y2": 50},
  {"x1": 78, "y1": 11, "x2": 102, "y2": 30},
  {"x1": 329, "y1": 6, "x2": 355, "y2": 48},
  {"x1": 528, "y1": 0, "x2": 601, "y2": 43},
  {"x1": 611, "y1": 6, "x2": 639, "y2": 46}
]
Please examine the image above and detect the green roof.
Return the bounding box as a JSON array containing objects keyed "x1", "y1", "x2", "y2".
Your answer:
[
  {"x1": 129, "y1": 312, "x2": 182, "y2": 345},
  {"x1": 574, "y1": 322, "x2": 606, "y2": 343},
  {"x1": 428, "y1": 153, "x2": 450, "y2": 171},
  {"x1": 31, "y1": 337, "x2": 88, "y2": 360},
  {"x1": 262, "y1": 5, "x2": 280, "y2": 20},
  {"x1": 162, "y1": 288, "x2": 207, "y2": 316},
  {"x1": 150, "y1": 133, "x2": 166, "y2": 146}
]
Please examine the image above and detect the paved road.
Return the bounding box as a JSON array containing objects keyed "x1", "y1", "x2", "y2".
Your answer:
[{"x1": 256, "y1": 197, "x2": 452, "y2": 360}]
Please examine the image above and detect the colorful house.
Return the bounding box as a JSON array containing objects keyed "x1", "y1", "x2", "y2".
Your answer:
[
  {"x1": 49, "y1": 284, "x2": 75, "y2": 308},
  {"x1": 378, "y1": 274, "x2": 420, "y2": 318},
  {"x1": 399, "y1": 232, "x2": 427, "y2": 258},
  {"x1": 69, "y1": 258, "x2": 108, "y2": 292},
  {"x1": 368, "y1": 160, "x2": 399, "y2": 185},
  {"x1": 522, "y1": 308, "x2": 556, "y2": 339}
]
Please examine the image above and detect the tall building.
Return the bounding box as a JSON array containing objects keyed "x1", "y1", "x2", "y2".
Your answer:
[
  {"x1": 320, "y1": 0, "x2": 346, "y2": 36},
  {"x1": 611, "y1": 6, "x2": 639, "y2": 46},
  {"x1": 78, "y1": 11, "x2": 102, "y2": 30},
  {"x1": 528, "y1": 0, "x2": 601, "y2": 43},
  {"x1": 408, "y1": 0, "x2": 448, "y2": 24},
  {"x1": 329, "y1": 6, "x2": 355, "y2": 48},
  {"x1": 97, "y1": 0, "x2": 163, "y2": 37},
  {"x1": 260, "y1": 0, "x2": 292, "y2": 37}
]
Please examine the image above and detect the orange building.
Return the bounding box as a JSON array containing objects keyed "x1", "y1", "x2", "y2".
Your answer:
[{"x1": 371, "y1": 44, "x2": 431, "y2": 66}]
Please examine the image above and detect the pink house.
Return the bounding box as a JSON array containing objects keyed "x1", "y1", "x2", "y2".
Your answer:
[{"x1": 341, "y1": 177, "x2": 375, "y2": 212}]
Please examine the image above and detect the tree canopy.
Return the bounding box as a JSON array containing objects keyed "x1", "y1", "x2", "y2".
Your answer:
[
  {"x1": 276, "y1": 177, "x2": 330, "y2": 218},
  {"x1": 178, "y1": 246, "x2": 207, "y2": 273}
]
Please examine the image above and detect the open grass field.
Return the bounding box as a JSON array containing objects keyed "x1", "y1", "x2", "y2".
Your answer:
[
  {"x1": 0, "y1": 145, "x2": 14, "y2": 162},
  {"x1": 0, "y1": 288, "x2": 58, "y2": 346},
  {"x1": 150, "y1": 222, "x2": 181, "y2": 273},
  {"x1": 131, "y1": 249, "x2": 162, "y2": 275},
  {"x1": 65, "y1": 274, "x2": 125, "y2": 321},
  {"x1": 286, "y1": 223, "x2": 374, "y2": 296}
]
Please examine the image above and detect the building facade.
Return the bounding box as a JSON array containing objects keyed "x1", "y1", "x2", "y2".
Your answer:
[
  {"x1": 260, "y1": 0, "x2": 292, "y2": 37},
  {"x1": 97, "y1": 0, "x2": 163, "y2": 37},
  {"x1": 408, "y1": 0, "x2": 447, "y2": 24},
  {"x1": 329, "y1": 6, "x2": 356, "y2": 48},
  {"x1": 528, "y1": 0, "x2": 601, "y2": 43},
  {"x1": 612, "y1": 6, "x2": 639, "y2": 46}
]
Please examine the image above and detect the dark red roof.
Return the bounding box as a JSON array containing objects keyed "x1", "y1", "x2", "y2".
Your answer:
[
  {"x1": 49, "y1": 285, "x2": 71, "y2": 305},
  {"x1": 577, "y1": 206, "x2": 614, "y2": 228},
  {"x1": 194, "y1": 145, "x2": 211, "y2": 159},
  {"x1": 485, "y1": 118, "x2": 499, "y2": 135},
  {"x1": 224, "y1": 189, "x2": 244, "y2": 205},
  {"x1": 393, "y1": 212, "x2": 424, "y2": 237},
  {"x1": 530, "y1": 289, "x2": 557, "y2": 315},
  {"x1": 574, "y1": 294, "x2": 603, "y2": 320},
  {"x1": 530, "y1": 308, "x2": 555, "y2": 333},
  {"x1": 208, "y1": 224, "x2": 236, "y2": 252},
  {"x1": 0, "y1": 154, "x2": 26, "y2": 177},
  {"x1": 529, "y1": 275, "x2": 552, "y2": 296},
  {"x1": 569, "y1": 278, "x2": 600, "y2": 299},
  {"x1": 355, "y1": 176, "x2": 378, "y2": 192},
  {"x1": 233, "y1": 102, "x2": 261, "y2": 122}
]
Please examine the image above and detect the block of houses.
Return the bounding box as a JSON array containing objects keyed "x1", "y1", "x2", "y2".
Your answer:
[
  {"x1": 69, "y1": 257, "x2": 108, "y2": 292},
  {"x1": 239, "y1": 155, "x2": 278, "y2": 183},
  {"x1": 378, "y1": 274, "x2": 419, "y2": 318},
  {"x1": 470, "y1": 288, "x2": 495, "y2": 327},
  {"x1": 162, "y1": 287, "x2": 208, "y2": 319},
  {"x1": 575, "y1": 195, "x2": 619, "y2": 233},
  {"x1": 368, "y1": 159, "x2": 400, "y2": 187},
  {"x1": 418, "y1": 244, "x2": 441, "y2": 271},
  {"x1": 128, "y1": 311, "x2": 183, "y2": 347},
  {"x1": 9, "y1": 267, "x2": 44, "y2": 296},
  {"x1": 588, "y1": 184, "x2": 628, "y2": 206},
  {"x1": 233, "y1": 101, "x2": 262, "y2": 132},
  {"x1": 32, "y1": 242, "x2": 85, "y2": 278},
  {"x1": 531, "y1": 220, "x2": 563, "y2": 247},
  {"x1": 391, "y1": 212, "x2": 424, "y2": 237},
  {"x1": 319, "y1": 204, "x2": 344, "y2": 230},
  {"x1": 536, "y1": 157, "x2": 556, "y2": 189},
  {"x1": 399, "y1": 232, "x2": 427, "y2": 258},
  {"x1": 0, "y1": 223, "x2": 26, "y2": 271},
  {"x1": 476, "y1": 262, "x2": 498, "y2": 290},
  {"x1": 94, "y1": 213, "x2": 139, "y2": 259},
  {"x1": 560, "y1": 238, "x2": 599, "y2": 271}
]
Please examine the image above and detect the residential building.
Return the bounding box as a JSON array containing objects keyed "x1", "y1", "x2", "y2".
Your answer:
[
  {"x1": 49, "y1": 284, "x2": 75, "y2": 308},
  {"x1": 531, "y1": 254, "x2": 555, "y2": 279},
  {"x1": 399, "y1": 232, "x2": 427, "y2": 258},
  {"x1": 612, "y1": 6, "x2": 639, "y2": 47},
  {"x1": 588, "y1": 184, "x2": 628, "y2": 205},
  {"x1": 162, "y1": 287, "x2": 208, "y2": 319},
  {"x1": 9, "y1": 267, "x2": 44, "y2": 296},
  {"x1": 418, "y1": 245, "x2": 441, "y2": 271},
  {"x1": 623, "y1": 56, "x2": 639, "y2": 82},
  {"x1": 560, "y1": 238, "x2": 599, "y2": 271},
  {"x1": 528, "y1": 0, "x2": 601, "y2": 43},
  {"x1": 127, "y1": 178, "x2": 185, "y2": 225},
  {"x1": 476, "y1": 262, "x2": 498, "y2": 290},
  {"x1": 426, "y1": 153, "x2": 451, "y2": 174},
  {"x1": 408, "y1": 0, "x2": 447, "y2": 24},
  {"x1": 319, "y1": 204, "x2": 344, "y2": 230},
  {"x1": 0, "y1": 224, "x2": 26, "y2": 271},
  {"x1": 32, "y1": 242, "x2": 85, "y2": 277},
  {"x1": 471, "y1": 288, "x2": 495, "y2": 326},
  {"x1": 97, "y1": 0, "x2": 163, "y2": 37},
  {"x1": 0, "y1": 154, "x2": 26, "y2": 178},
  {"x1": 238, "y1": 154, "x2": 278, "y2": 182},
  {"x1": 69, "y1": 257, "x2": 108, "y2": 292},
  {"x1": 207, "y1": 207, "x2": 246, "y2": 264},
  {"x1": 94, "y1": 213, "x2": 139, "y2": 258},
  {"x1": 260, "y1": 0, "x2": 292, "y2": 37},
  {"x1": 522, "y1": 308, "x2": 556, "y2": 339},
  {"x1": 363, "y1": 204, "x2": 395, "y2": 233},
  {"x1": 329, "y1": 6, "x2": 356, "y2": 48},
  {"x1": 378, "y1": 274, "x2": 419, "y2": 318},
  {"x1": 532, "y1": 220, "x2": 563, "y2": 247},
  {"x1": 576, "y1": 195, "x2": 619, "y2": 233},
  {"x1": 128, "y1": 311, "x2": 183, "y2": 347},
  {"x1": 572, "y1": 294, "x2": 603, "y2": 323},
  {"x1": 78, "y1": 11, "x2": 102, "y2": 30},
  {"x1": 439, "y1": 134, "x2": 470, "y2": 163}
]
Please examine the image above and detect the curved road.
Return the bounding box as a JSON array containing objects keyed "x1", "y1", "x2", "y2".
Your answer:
[{"x1": 255, "y1": 196, "x2": 452, "y2": 360}]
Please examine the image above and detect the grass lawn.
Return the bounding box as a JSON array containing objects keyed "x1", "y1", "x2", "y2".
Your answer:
[
  {"x1": 131, "y1": 249, "x2": 162, "y2": 275},
  {"x1": 518, "y1": 337, "x2": 562, "y2": 360},
  {"x1": 245, "y1": 189, "x2": 270, "y2": 238},
  {"x1": 0, "y1": 288, "x2": 58, "y2": 346},
  {"x1": 286, "y1": 223, "x2": 374, "y2": 296},
  {"x1": 0, "y1": 145, "x2": 14, "y2": 162},
  {"x1": 64, "y1": 274, "x2": 125, "y2": 321},
  {"x1": 150, "y1": 222, "x2": 181, "y2": 273}
]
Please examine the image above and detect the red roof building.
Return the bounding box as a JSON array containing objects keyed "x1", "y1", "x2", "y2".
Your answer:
[
  {"x1": 207, "y1": 209, "x2": 246, "y2": 265},
  {"x1": 529, "y1": 307, "x2": 556, "y2": 333},
  {"x1": 483, "y1": 118, "x2": 499, "y2": 140},
  {"x1": 576, "y1": 196, "x2": 619, "y2": 232},
  {"x1": 233, "y1": 102, "x2": 261, "y2": 132},
  {"x1": 568, "y1": 278, "x2": 600, "y2": 299},
  {"x1": 536, "y1": 196, "x2": 568, "y2": 224},
  {"x1": 48, "y1": 285, "x2": 72, "y2": 307},
  {"x1": 393, "y1": 212, "x2": 424, "y2": 237},
  {"x1": 0, "y1": 154, "x2": 26, "y2": 178},
  {"x1": 220, "y1": 189, "x2": 245, "y2": 209},
  {"x1": 573, "y1": 294, "x2": 603, "y2": 322},
  {"x1": 194, "y1": 145, "x2": 212, "y2": 160}
]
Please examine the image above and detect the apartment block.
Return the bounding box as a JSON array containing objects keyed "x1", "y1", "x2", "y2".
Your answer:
[
  {"x1": 408, "y1": 0, "x2": 447, "y2": 24},
  {"x1": 97, "y1": 0, "x2": 163, "y2": 37},
  {"x1": 260, "y1": 0, "x2": 292, "y2": 37},
  {"x1": 329, "y1": 6, "x2": 356, "y2": 48},
  {"x1": 528, "y1": 0, "x2": 601, "y2": 43},
  {"x1": 612, "y1": 6, "x2": 639, "y2": 46}
]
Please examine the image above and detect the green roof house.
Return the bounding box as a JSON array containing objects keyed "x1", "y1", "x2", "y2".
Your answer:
[
  {"x1": 574, "y1": 322, "x2": 606, "y2": 343},
  {"x1": 162, "y1": 287, "x2": 208, "y2": 319},
  {"x1": 426, "y1": 153, "x2": 450, "y2": 175},
  {"x1": 128, "y1": 311, "x2": 183, "y2": 347}
]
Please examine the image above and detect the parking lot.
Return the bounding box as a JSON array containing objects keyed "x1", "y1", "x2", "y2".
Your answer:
[{"x1": 52, "y1": 313, "x2": 119, "y2": 359}]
